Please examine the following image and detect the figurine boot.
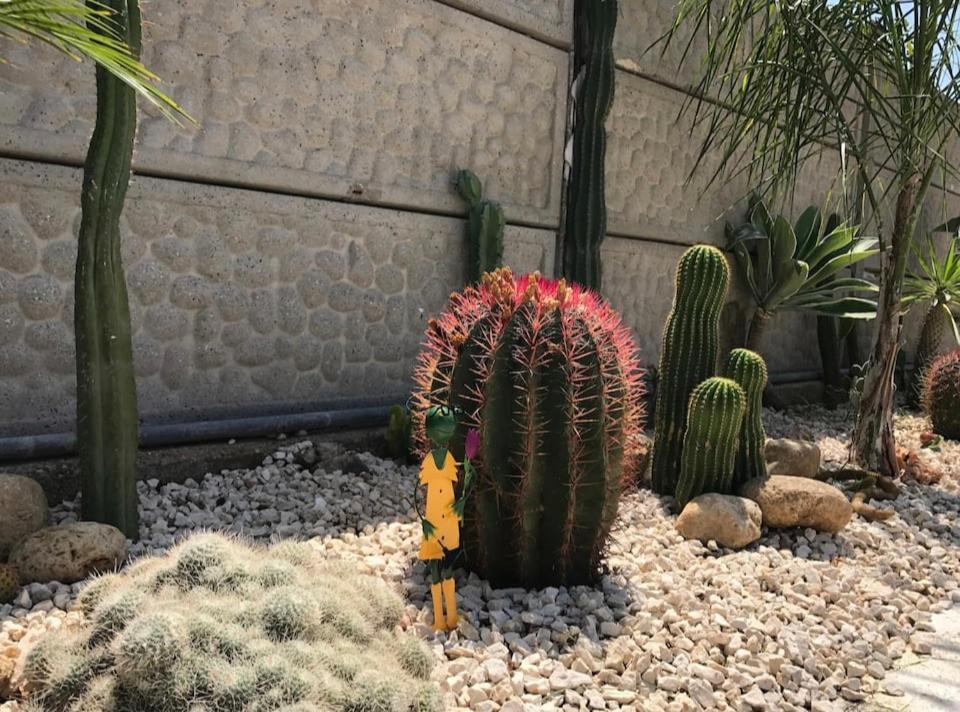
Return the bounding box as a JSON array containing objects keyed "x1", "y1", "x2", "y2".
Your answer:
[
  {"x1": 442, "y1": 578, "x2": 458, "y2": 629},
  {"x1": 430, "y1": 582, "x2": 446, "y2": 632}
]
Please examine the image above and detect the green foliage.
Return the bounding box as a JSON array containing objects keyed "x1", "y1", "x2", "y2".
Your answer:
[
  {"x1": 727, "y1": 198, "x2": 878, "y2": 322},
  {"x1": 725, "y1": 349, "x2": 768, "y2": 488},
  {"x1": 562, "y1": 0, "x2": 617, "y2": 289},
  {"x1": 924, "y1": 350, "x2": 960, "y2": 441},
  {"x1": 651, "y1": 245, "x2": 729, "y2": 496},
  {"x1": 675, "y1": 378, "x2": 746, "y2": 508},
  {"x1": 22, "y1": 533, "x2": 436, "y2": 711},
  {"x1": 385, "y1": 405, "x2": 413, "y2": 462},
  {"x1": 0, "y1": 563, "x2": 19, "y2": 604},
  {"x1": 456, "y1": 169, "x2": 505, "y2": 283},
  {"x1": 413, "y1": 269, "x2": 645, "y2": 587}
]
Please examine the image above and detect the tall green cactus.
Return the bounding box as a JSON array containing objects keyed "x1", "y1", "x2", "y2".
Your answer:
[
  {"x1": 651, "y1": 245, "x2": 730, "y2": 495},
  {"x1": 456, "y1": 169, "x2": 504, "y2": 283},
  {"x1": 562, "y1": 0, "x2": 617, "y2": 289},
  {"x1": 726, "y1": 349, "x2": 768, "y2": 487},
  {"x1": 75, "y1": 0, "x2": 142, "y2": 537},
  {"x1": 412, "y1": 269, "x2": 645, "y2": 587},
  {"x1": 675, "y1": 377, "x2": 746, "y2": 508}
]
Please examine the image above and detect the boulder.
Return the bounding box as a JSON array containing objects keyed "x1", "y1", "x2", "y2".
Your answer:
[
  {"x1": 676, "y1": 493, "x2": 762, "y2": 549},
  {"x1": 740, "y1": 475, "x2": 852, "y2": 533},
  {"x1": 9, "y1": 522, "x2": 127, "y2": 584},
  {"x1": 0, "y1": 474, "x2": 49, "y2": 561},
  {"x1": 764, "y1": 438, "x2": 821, "y2": 478}
]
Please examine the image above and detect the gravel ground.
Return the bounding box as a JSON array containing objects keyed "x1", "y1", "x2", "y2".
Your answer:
[{"x1": 2, "y1": 407, "x2": 960, "y2": 711}]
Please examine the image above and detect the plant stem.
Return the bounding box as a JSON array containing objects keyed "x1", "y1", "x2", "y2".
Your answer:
[{"x1": 745, "y1": 309, "x2": 771, "y2": 353}]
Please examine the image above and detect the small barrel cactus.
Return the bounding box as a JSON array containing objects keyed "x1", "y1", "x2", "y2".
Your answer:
[
  {"x1": 412, "y1": 268, "x2": 645, "y2": 587},
  {"x1": 456, "y1": 169, "x2": 505, "y2": 283},
  {"x1": 22, "y1": 533, "x2": 437, "y2": 712},
  {"x1": 385, "y1": 404, "x2": 412, "y2": 462},
  {"x1": 651, "y1": 245, "x2": 730, "y2": 496},
  {"x1": 0, "y1": 563, "x2": 19, "y2": 604},
  {"x1": 725, "y1": 349, "x2": 768, "y2": 487},
  {"x1": 675, "y1": 377, "x2": 746, "y2": 508},
  {"x1": 923, "y1": 349, "x2": 960, "y2": 440}
]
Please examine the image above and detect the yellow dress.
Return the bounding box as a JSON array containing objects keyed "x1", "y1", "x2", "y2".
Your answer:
[{"x1": 417, "y1": 451, "x2": 460, "y2": 560}]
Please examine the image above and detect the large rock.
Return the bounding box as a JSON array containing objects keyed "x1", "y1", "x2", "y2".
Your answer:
[
  {"x1": 764, "y1": 438, "x2": 821, "y2": 478},
  {"x1": 0, "y1": 474, "x2": 48, "y2": 560},
  {"x1": 9, "y1": 522, "x2": 127, "y2": 584},
  {"x1": 740, "y1": 475, "x2": 852, "y2": 533},
  {"x1": 676, "y1": 494, "x2": 762, "y2": 549}
]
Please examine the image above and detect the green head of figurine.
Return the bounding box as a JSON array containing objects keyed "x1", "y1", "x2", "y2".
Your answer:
[{"x1": 425, "y1": 405, "x2": 456, "y2": 447}]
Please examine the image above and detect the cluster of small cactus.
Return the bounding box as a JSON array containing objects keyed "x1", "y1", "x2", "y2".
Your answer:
[
  {"x1": 456, "y1": 169, "x2": 505, "y2": 283},
  {"x1": 923, "y1": 349, "x2": 960, "y2": 440},
  {"x1": 652, "y1": 246, "x2": 769, "y2": 506},
  {"x1": 21, "y1": 533, "x2": 437, "y2": 712},
  {"x1": 412, "y1": 268, "x2": 645, "y2": 587},
  {"x1": 0, "y1": 563, "x2": 19, "y2": 605}
]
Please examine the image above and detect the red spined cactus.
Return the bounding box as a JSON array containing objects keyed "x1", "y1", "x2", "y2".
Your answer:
[
  {"x1": 923, "y1": 349, "x2": 960, "y2": 440},
  {"x1": 412, "y1": 268, "x2": 645, "y2": 587}
]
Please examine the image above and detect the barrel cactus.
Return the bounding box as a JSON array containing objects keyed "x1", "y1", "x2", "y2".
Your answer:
[
  {"x1": 675, "y1": 377, "x2": 746, "y2": 508},
  {"x1": 0, "y1": 563, "x2": 18, "y2": 605},
  {"x1": 21, "y1": 533, "x2": 437, "y2": 711},
  {"x1": 412, "y1": 268, "x2": 645, "y2": 588},
  {"x1": 923, "y1": 349, "x2": 960, "y2": 440},
  {"x1": 651, "y1": 245, "x2": 730, "y2": 496},
  {"x1": 456, "y1": 169, "x2": 505, "y2": 283},
  {"x1": 725, "y1": 349, "x2": 768, "y2": 487}
]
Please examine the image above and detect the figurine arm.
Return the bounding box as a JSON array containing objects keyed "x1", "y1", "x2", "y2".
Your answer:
[{"x1": 452, "y1": 458, "x2": 477, "y2": 518}]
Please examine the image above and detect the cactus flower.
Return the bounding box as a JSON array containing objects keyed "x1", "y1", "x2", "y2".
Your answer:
[{"x1": 464, "y1": 429, "x2": 480, "y2": 460}]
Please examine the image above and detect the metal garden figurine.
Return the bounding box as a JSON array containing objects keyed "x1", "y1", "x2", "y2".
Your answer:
[{"x1": 416, "y1": 405, "x2": 477, "y2": 632}]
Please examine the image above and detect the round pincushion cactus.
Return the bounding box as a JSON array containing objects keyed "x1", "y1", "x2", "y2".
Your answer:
[
  {"x1": 22, "y1": 533, "x2": 436, "y2": 712},
  {"x1": 923, "y1": 349, "x2": 960, "y2": 440},
  {"x1": 412, "y1": 268, "x2": 645, "y2": 588}
]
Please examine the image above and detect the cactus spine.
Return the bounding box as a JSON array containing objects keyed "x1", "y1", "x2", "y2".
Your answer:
[
  {"x1": 75, "y1": 0, "x2": 141, "y2": 537},
  {"x1": 562, "y1": 0, "x2": 617, "y2": 289},
  {"x1": 651, "y1": 245, "x2": 730, "y2": 496},
  {"x1": 675, "y1": 378, "x2": 746, "y2": 508},
  {"x1": 726, "y1": 349, "x2": 768, "y2": 487},
  {"x1": 456, "y1": 169, "x2": 505, "y2": 283},
  {"x1": 413, "y1": 269, "x2": 645, "y2": 587}
]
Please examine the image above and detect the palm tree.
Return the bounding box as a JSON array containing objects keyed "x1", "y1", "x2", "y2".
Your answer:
[
  {"x1": 1, "y1": 0, "x2": 186, "y2": 121},
  {"x1": 657, "y1": 1, "x2": 960, "y2": 475}
]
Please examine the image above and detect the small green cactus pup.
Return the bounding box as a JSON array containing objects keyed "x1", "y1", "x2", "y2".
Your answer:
[
  {"x1": 725, "y1": 349, "x2": 769, "y2": 487},
  {"x1": 652, "y1": 245, "x2": 730, "y2": 496},
  {"x1": 675, "y1": 377, "x2": 747, "y2": 508},
  {"x1": 456, "y1": 168, "x2": 505, "y2": 282},
  {"x1": 0, "y1": 563, "x2": 19, "y2": 604},
  {"x1": 22, "y1": 533, "x2": 435, "y2": 711}
]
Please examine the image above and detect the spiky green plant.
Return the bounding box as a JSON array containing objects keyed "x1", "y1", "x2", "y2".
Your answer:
[
  {"x1": 675, "y1": 378, "x2": 746, "y2": 508},
  {"x1": 903, "y1": 234, "x2": 960, "y2": 406},
  {"x1": 651, "y1": 245, "x2": 729, "y2": 496},
  {"x1": 562, "y1": 0, "x2": 617, "y2": 289},
  {"x1": 725, "y1": 349, "x2": 768, "y2": 487},
  {"x1": 727, "y1": 198, "x2": 878, "y2": 354},
  {"x1": 384, "y1": 404, "x2": 413, "y2": 462},
  {"x1": 456, "y1": 169, "x2": 504, "y2": 283},
  {"x1": 22, "y1": 533, "x2": 436, "y2": 712},
  {"x1": 923, "y1": 349, "x2": 960, "y2": 441},
  {"x1": 412, "y1": 268, "x2": 645, "y2": 587}
]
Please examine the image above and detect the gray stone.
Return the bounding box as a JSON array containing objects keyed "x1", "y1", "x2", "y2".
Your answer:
[
  {"x1": 677, "y1": 493, "x2": 762, "y2": 549},
  {"x1": 764, "y1": 438, "x2": 821, "y2": 478},
  {"x1": 10, "y1": 522, "x2": 127, "y2": 584},
  {"x1": 0, "y1": 473, "x2": 49, "y2": 560},
  {"x1": 17, "y1": 274, "x2": 62, "y2": 320}
]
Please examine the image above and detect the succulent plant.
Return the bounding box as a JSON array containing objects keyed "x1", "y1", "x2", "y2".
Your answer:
[
  {"x1": 385, "y1": 404, "x2": 413, "y2": 462},
  {"x1": 675, "y1": 377, "x2": 747, "y2": 508},
  {"x1": 562, "y1": 0, "x2": 617, "y2": 289},
  {"x1": 22, "y1": 533, "x2": 436, "y2": 711},
  {"x1": 923, "y1": 349, "x2": 960, "y2": 440},
  {"x1": 412, "y1": 268, "x2": 645, "y2": 587},
  {"x1": 651, "y1": 245, "x2": 730, "y2": 496},
  {"x1": 725, "y1": 349, "x2": 768, "y2": 487},
  {"x1": 0, "y1": 563, "x2": 19, "y2": 604},
  {"x1": 456, "y1": 168, "x2": 505, "y2": 283}
]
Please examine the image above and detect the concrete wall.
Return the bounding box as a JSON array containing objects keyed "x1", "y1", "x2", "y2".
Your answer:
[{"x1": 0, "y1": 0, "x2": 956, "y2": 437}]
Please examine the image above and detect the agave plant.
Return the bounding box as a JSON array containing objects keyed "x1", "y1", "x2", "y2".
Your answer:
[
  {"x1": 903, "y1": 233, "x2": 960, "y2": 405},
  {"x1": 727, "y1": 197, "x2": 879, "y2": 354}
]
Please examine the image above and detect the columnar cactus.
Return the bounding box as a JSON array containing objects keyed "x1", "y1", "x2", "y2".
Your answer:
[
  {"x1": 22, "y1": 534, "x2": 438, "y2": 711},
  {"x1": 412, "y1": 268, "x2": 645, "y2": 587},
  {"x1": 910, "y1": 302, "x2": 951, "y2": 406},
  {"x1": 923, "y1": 349, "x2": 960, "y2": 439},
  {"x1": 726, "y1": 349, "x2": 768, "y2": 487},
  {"x1": 75, "y1": 0, "x2": 142, "y2": 537},
  {"x1": 675, "y1": 378, "x2": 746, "y2": 508},
  {"x1": 562, "y1": 0, "x2": 617, "y2": 289},
  {"x1": 651, "y1": 245, "x2": 730, "y2": 495},
  {"x1": 456, "y1": 169, "x2": 505, "y2": 283}
]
